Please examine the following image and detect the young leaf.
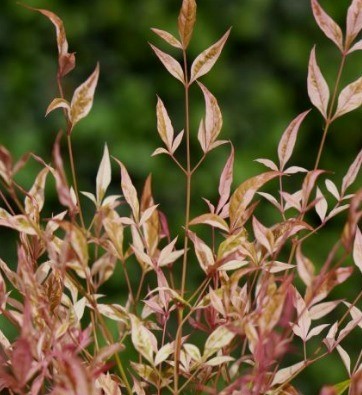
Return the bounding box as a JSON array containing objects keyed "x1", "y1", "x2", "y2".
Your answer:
[
  {"x1": 151, "y1": 28, "x2": 182, "y2": 49},
  {"x1": 129, "y1": 314, "x2": 155, "y2": 364},
  {"x1": 336, "y1": 345, "x2": 351, "y2": 376},
  {"x1": 333, "y1": 76, "x2": 362, "y2": 120},
  {"x1": 178, "y1": 0, "x2": 197, "y2": 49},
  {"x1": 114, "y1": 158, "x2": 139, "y2": 221},
  {"x1": 96, "y1": 143, "x2": 111, "y2": 204},
  {"x1": 190, "y1": 29, "x2": 231, "y2": 83},
  {"x1": 271, "y1": 361, "x2": 305, "y2": 386},
  {"x1": 311, "y1": 0, "x2": 344, "y2": 52},
  {"x1": 346, "y1": 0, "x2": 362, "y2": 48},
  {"x1": 45, "y1": 98, "x2": 71, "y2": 118},
  {"x1": 150, "y1": 44, "x2": 184, "y2": 83},
  {"x1": 204, "y1": 326, "x2": 235, "y2": 359},
  {"x1": 197, "y1": 82, "x2": 223, "y2": 152},
  {"x1": 353, "y1": 227, "x2": 362, "y2": 273},
  {"x1": 341, "y1": 150, "x2": 362, "y2": 194},
  {"x1": 156, "y1": 97, "x2": 174, "y2": 150},
  {"x1": 307, "y1": 47, "x2": 329, "y2": 119},
  {"x1": 70, "y1": 63, "x2": 100, "y2": 127},
  {"x1": 217, "y1": 145, "x2": 234, "y2": 213},
  {"x1": 315, "y1": 187, "x2": 328, "y2": 222},
  {"x1": 189, "y1": 213, "x2": 229, "y2": 232},
  {"x1": 188, "y1": 230, "x2": 215, "y2": 273},
  {"x1": 24, "y1": 167, "x2": 49, "y2": 218},
  {"x1": 348, "y1": 38, "x2": 362, "y2": 53},
  {"x1": 278, "y1": 110, "x2": 310, "y2": 169}
]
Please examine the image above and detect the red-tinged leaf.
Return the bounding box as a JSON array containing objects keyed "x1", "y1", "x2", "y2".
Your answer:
[
  {"x1": 197, "y1": 82, "x2": 223, "y2": 152},
  {"x1": 308, "y1": 47, "x2": 329, "y2": 119},
  {"x1": 96, "y1": 373, "x2": 122, "y2": 395},
  {"x1": 171, "y1": 129, "x2": 184, "y2": 153},
  {"x1": 353, "y1": 227, "x2": 362, "y2": 273},
  {"x1": 24, "y1": 167, "x2": 49, "y2": 218},
  {"x1": 333, "y1": 77, "x2": 362, "y2": 120},
  {"x1": 342, "y1": 150, "x2": 362, "y2": 194},
  {"x1": 252, "y1": 216, "x2": 272, "y2": 254},
  {"x1": 301, "y1": 170, "x2": 325, "y2": 209},
  {"x1": 293, "y1": 290, "x2": 311, "y2": 341},
  {"x1": 151, "y1": 28, "x2": 182, "y2": 49},
  {"x1": 139, "y1": 204, "x2": 159, "y2": 228},
  {"x1": 156, "y1": 96, "x2": 174, "y2": 150},
  {"x1": 284, "y1": 166, "x2": 308, "y2": 174},
  {"x1": 189, "y1": 213, "x2": 229, "y2": 232},
  {"x1": 258, "y1": 192, "x2": 282, "y2": 211},
  {"x1": 45, "y1": 98, "x2": 70, "y2": 118},
  {"x1": 348, "y1": 38, "x2": 362, "y2": 53},
  {"x1": 217, "y1": 145, "x2": 234, "y2": 212},
  {"x1": 309, "y1": 301, "x2": 341, "y2": 320},
  {"x1": 150, "y1": 44, "x2": 184, "y2": 83},
  {"x1": 255, "y1": 158, "x2": 278, "y2": 171},
  {"x1": 311, "y1": 0, "x2": 344, "y2": 52},
  {"x1": 336, "y1": 345, "x2": 351, "y2": 375},
  {"x1": 266, "y1": 261, "x2": 295, "y2": 273},
  {"x1": 158, "y1": 237, "x2": 184, "y2": 267},
  {"x1": 209, "y1": 288, "x2": 225, "y2": 315},
  {"x1": 188, "y1": 230, "x2": 215, "y2": 273},
  {"x1": 315, "y1": 187, "x2": 328, "y2": 222},
  {"x1": 190, "y1": 29, "x2": 231, "y2": 83},
  {"x1": 152, "y1": 147, "x2": 169, "y2": 156},
  {"x1": 346, "y1": 0, "x2": 362, "y2": 48},
  {"x1": 132, "y1": 245, "x2": 153, "y2": 268},
  {"x1": 297, "y1": 245, "x2": 315, "y2": 287},
  {"x1": 326, "y1": 204, "x2": 350, "y2": 220},
  {"x1": 278, "y1": 110, "x2": 310, "y2": 169},
  {"x1": 306, "y1": 324, "x2": 329, "y2": 340},
  {"x1": 59, "y1": 51, "x2": 76, "y2": 77},
  {"x1": 229, "y1": 171, "x2": 279, "y2": 228},
  {"x1": 114, "y1": 158, "x2": 139, "y2": 221},
  {"x1": 344, "y1": 302, "x2": 362, "y2": 329},
  {"x1": 323, "y1": 322, "x2": 338, "y2": 351},
  {"x1": 178, "y1": 0, "x2": 197, "y2": 49},
  {"x1": 204, "y1": 326, "x2": 235, "y2": 359},
  {"x1": 282, "y1": 191, "x2": 302, "y2": 212},
  {"x1": 271, "y1": 361, "x2": 305, "y2": 386},
  {"x1": 11, "y1": 338, "x2": 32, "y2": 387},
  {"x1": 325, "y1": 179, "x2": 340, "y2": 200},
  {"x1": 70, "y1": 63, "x2": 100, "y2": 127},
  {"x1": 96, "y1": 143, "x2": 111, "y2": 204}
]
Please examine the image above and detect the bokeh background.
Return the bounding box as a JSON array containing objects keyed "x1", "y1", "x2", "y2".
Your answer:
[{"x1": 0, "y1": 0, "x2": 361, "y2": 392}]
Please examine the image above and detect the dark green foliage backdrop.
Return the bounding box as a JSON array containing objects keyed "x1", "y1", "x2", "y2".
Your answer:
[{"x1": 0, "y1": 0, "x2": 361, "y2": 392}]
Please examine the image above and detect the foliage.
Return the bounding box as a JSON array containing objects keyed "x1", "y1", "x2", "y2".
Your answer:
[{"x1": 0, "y1": 0, "x2": 361, "y2": 394}]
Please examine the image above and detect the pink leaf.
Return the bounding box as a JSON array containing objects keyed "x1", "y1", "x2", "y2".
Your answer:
[
  {"x1": 346, "y1": 0, "x2": 362, "y2": 48},
  {"x1": 308, "y1": 46, "x2": 329, "y2": 119},
  {"x1": 306, "y1": 323, "x2": 329, "y2": 340},
  {"x1": 309, "y1": 301, "x2": 341, "y2": 320},
  {"x1": 348, "y1": 38, "x2": 362, "y2": 53},
  {"x1": 255, "y1": 158, "x2": 278, "y2": 171},
  {"x1": 252, "y1": 216, "x2": 272, "y2": 254},
  {"x1": 70, "y1": 63, "x2": 100, "y2": 127},
  {"x1": 271, "y1": 361, "x2": 305, "y2": 386},
  {"x1": 114, "y1": 158, "x2": 139, "y2": 221},
  {"x1": 333, "y1": 77, "x2": 362, "y2": 120},
  {"x1": 188, "y1": 230, "x2": 215, "y2": 273},
  {"x1": 315, "y1": 187, "x2": 328, "y2": 222},
  {"x1": 217, "y1": 145, "x2": 234, "y2": 212},
  {"x1": 178, "y1": 0, "x2": 197, "y2": 49},
  {"x1": 336, "y1": 345, "x2": 351, "y2": 375},
  {"x1": 189, "y1": 213, "x2": 229, "y2": 232},
  {"x1": 156, "y1": 96, "x2": 174, "y2": 150},
  {"x1": 96, "y1": 143, "x2": 111, "y2": 204},
  {"x1": 353, "y1": 227, "x2": 362, "y2": 273},
  {"x1": 11, "y1": 338, "x2": 32, "y2": 387},
  {"x1": 311, "y1": 0, "x2": 344, "y2": 52},
  {"x1": 151, "y1": 28, "x2": 182, "y2": 49},
  {"x1": 171, "y1": 130, "x2": 184, "y2": 153},
  {"x1": 278, "y1": 110, "x2": 310, "y2": 169},
  {"x1": 190, "y1": 29, "x2": 231, "y2": 83},
  {"x1": 45, "y1": 98, "x2": 70, "y2": 118},
  {"x1": 301, "y1": 170, "x2": 325, "y2": 209},
  {"x1": 150, "y1": 44, "x2": 184, "y2": 83},
  {"x1": 325, "y1": 179, "x2": 340, "y2": 200},
  {"x1": 297, "y1": 245, "x2": 315, "y2": 287},
  {"x1": 152, "y1": 147, "x2": 169, "y2": 156},
  {"x1": 342, "y1": 150, "x2": 362, "y2": 194}
]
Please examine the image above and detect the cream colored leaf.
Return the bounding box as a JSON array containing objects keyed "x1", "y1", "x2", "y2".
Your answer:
[
  {"x1": 178, "y1": 0, "x2": 197, "y2": 49},
  {"x1": 333, "y1": 76, "x2": 362, "y2": 120},
  {"x1": 315, "y1": 187, "x2": 328, "y2": 222},
  {"x1": 204, "y1": 326, "x2": 235, "y2": 359},
  {"x1": 156, "y1": 96, "x2": 174, "y2": 150},
  {"x1": 150, "y1": 44, "x2": 184, "y2": 83},
  {"x1": 346, "y1": 0, "x2": 362, "y2": 47},
  {"x1": 353, "y1": 227, "x2": 362, "y2": 273},
  {"x1": 307, "y1": 47, "x2": 329, "y2": 119},
  {"x1": 271, "y1": 361, "x2": 305, "y2": 386},
  {"x1": 96, "y1": 143, "x2": 111, "y2": 204},
  {"x1": 151, "y1": 28, "x2": 182, "y2": 49},
  {"x1": 70, "y1": 63, "x2": 100, "y2": 126},
  {"x1": 189, "y1": 213, "x2": 229, "y2": 232},
  {"x1": 24, "y1": 167, "x2": 49, "y2": 217},
  {"x1": 190, "y1": 29, "x2": 231, "y2": 83},
  {"x1": 130, "y1": 314, "x2": 155, "y2": 364},
  {"x1": 45, "y1": 98, "x2": 70, "y2": 117}
]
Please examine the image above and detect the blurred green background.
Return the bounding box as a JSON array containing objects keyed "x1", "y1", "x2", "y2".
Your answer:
[{"x1": 0, "y1": 0, "x2": 361, "y2": 392}]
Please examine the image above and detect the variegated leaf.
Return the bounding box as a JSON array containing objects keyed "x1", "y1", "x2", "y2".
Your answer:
[
  {"x1": 204, "y1": 325, "x2": 235, "y2": 359},
  {"x1": 188, "y1": 230, "x2": 215, "y2": 273},
  {"x1": 189, "y1": 213, "x2": 229, "y2": 232},
  {"x1": 307, "y1": 47, "x2": 329, "y2": 119},
  {"x1": 353, "y1": 227, "x2": 362, "y2": 273},
  {"x1": 156, "y1": 96, "x2": 174, "y2": 150},
  {"x1": 271, "y1": 361, "x2": 305, "y2": 386},
  {"x1": 217, "y1": 145, "x2": 234, "y2": 212},
  {"x1": 178, "y1": 0, "x2": 197, "y2": 49},
  {"x1": 311, "y1": 0, "x2": 344, "y2": 52},
  {"x1": 346, "y1": 0, "x2": 362, "y2": 48},
  {"x1": 333, "y1": 77, "x2": 362, "y2": 120},
  {"x1": 151, "y1": 28, "x2": 182, "y2": 49},
  {"x1": 129, "y1": 314, "x2": 155, "y2": 364},
  {"x1": 45, "y1": 98, "x2": 70, "y2": 118},
  {"x1": 342, "y1": 149, "x2": 362, "y2": 194},
  {"x1": 24, "y1": 167, "x2": 49, "y2": 218},
  {"x1": 70, "y1": 63, "x2": 100, "y2": 126},
  {"x1": 190, "y1": 29, "x2": 231, "y2": 83},
  {"x1": 150, "y1": 44, "x2": 184, "y2": 83},
  {"x1": 96, "y1": 143, "x2": 111, "y2": 204}
]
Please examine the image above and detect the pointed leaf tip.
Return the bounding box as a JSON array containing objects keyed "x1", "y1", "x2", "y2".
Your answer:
[
  {"x1": 96, "y1": 143, "x2": 111, "y2": 204},
  {"x1": 178, "y1": 0, "x2": 197, "y2": 49}
]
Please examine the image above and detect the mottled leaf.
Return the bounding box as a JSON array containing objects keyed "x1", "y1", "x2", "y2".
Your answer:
[
  {"x1": 271, "y1": 361, "x2": 305, "y2": 386},
  {"x1": 217, "y1": 145, "x2": 234, "y2": 212},
  {"x1": 45, "y1": 98, "x2": 70, "y2": 118},
  {"x1": 70, "y1": 63, "x2": 100, "y2": 126},
  {"x1": 189, "y1": 213, "x2": 229, "y2": 232},
  {"x1": 204, "y1": 325, "x2": 235, "y2": 359},
  {"x1": 188, "y1": 230, "x2": 215, "y2": 273},
  {"x1": 278, "y1": 110, "x2": 310, "y2": 169},
  {"x1": 96, "y1": 143, "x2": 111, "y2": 204},
  {"x1": 154, "y1": 342, "x2": 174, "y2": 366},
  {"x1": 206, "y1": 356, "x2": 235, "y2": 366},
  {"x1": 151, "y1": 28, "x2": 182, "y2": 48},
  {"x1": 342, "y1": 150, "x2": 362, "y2": 194},
  {"x1": 333, "y1": 77, "x2": 362, "y2": 120},
  {"x1": 190, "y1": 29, "x2": 231, "y2": 83},
  {"x1": 308, "y1": 46, "x2": 329, "y2": 119},
  {"x1": 178, "y1": 0, "x2": 197, "y2": 49},
  {"x1": 156, "y1": 96, "x2": 174, "y2": 150},
  {"x1": 150, "y1": 44, "x2": 184, "y2": 83},
  {"x1": 311, "y1": 0, "x2": 344, "y2": 52},
  {"x1": 346, "y1": 0, "x2": 362, "y2": 47},
  {"x1": 24, "y1": 167, "x2": 49, "y2": 218},
  {"x1": 130, "y1": 314, "x2": 156, "y2": 364}
]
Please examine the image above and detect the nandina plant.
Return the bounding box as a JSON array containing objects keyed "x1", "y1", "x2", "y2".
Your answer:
[{"x1": 0, "y1": 0, "x2": 361, "y2": 394}]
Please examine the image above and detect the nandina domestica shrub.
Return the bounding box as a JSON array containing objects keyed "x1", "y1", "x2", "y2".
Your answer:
[{"x1": 0, "y1": 0, "x2": 361, "y2": 394}]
